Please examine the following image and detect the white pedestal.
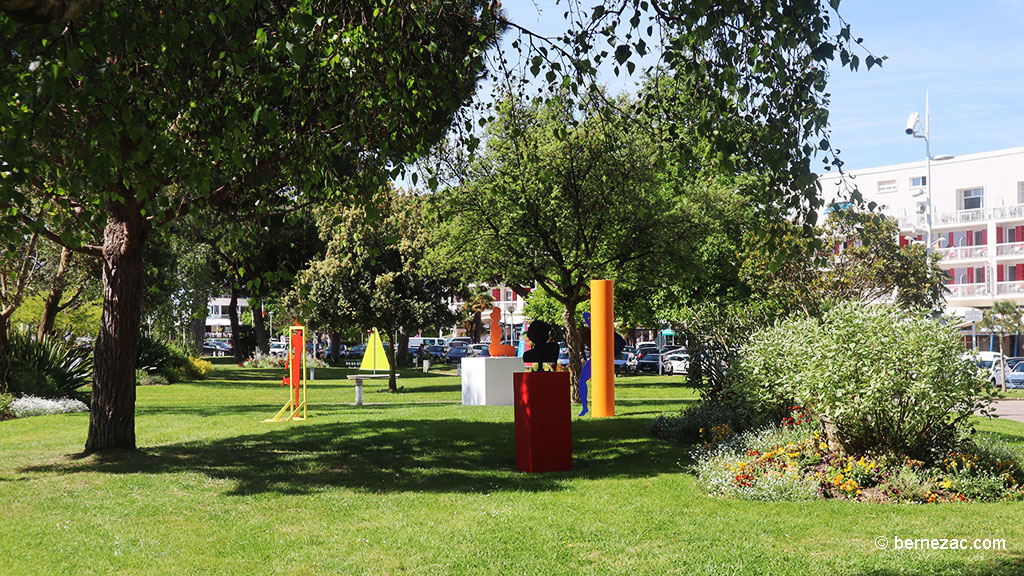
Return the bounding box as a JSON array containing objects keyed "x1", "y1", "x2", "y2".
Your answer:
[{"x1": 461, "y1": 357, "x2": 524, "y2": 406}]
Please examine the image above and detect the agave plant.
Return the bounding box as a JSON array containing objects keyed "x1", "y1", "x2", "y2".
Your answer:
[{"x1": 4, "y1": 330, "x2": 93, "y2": 401}]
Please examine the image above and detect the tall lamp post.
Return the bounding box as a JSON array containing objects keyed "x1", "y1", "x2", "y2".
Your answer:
[{"x1": 905, "y1": 92, "x2": 954, "y2": 256}]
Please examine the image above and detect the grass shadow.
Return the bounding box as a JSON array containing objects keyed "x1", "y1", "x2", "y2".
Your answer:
[{"x1": 23, "y1": 411, "x2": 684, "y2": 497}]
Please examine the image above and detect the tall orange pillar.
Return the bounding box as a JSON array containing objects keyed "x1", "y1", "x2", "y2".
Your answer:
[{"x1": 591, "y1": 279, "x2": 615, "y2": 417}]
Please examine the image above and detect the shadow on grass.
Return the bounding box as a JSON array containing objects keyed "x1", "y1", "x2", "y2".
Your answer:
[
  {"x1": 24, "y1": 412, "x2": 684, "y2": 497},
  {"x1": 851, "y1": 558, "x2": 1024, "y2": 576}
]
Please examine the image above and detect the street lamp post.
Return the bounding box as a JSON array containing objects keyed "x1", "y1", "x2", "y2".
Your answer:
[{"x1": 906, "y1": 92, "x2": 934, "y2": 256}]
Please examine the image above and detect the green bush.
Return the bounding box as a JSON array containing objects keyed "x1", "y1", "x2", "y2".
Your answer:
[
  {"x1": 0, "y1": 392, "x2": 13, "y2": 419},
  {"x1": 649, "y1": 399, "x2": 738, "y2": 444},
  {"x1": 136, "y1": 370, "x2": 170, "y2": 386},
  {"x1": 737, "y1": 302, "x2": 989, "y2": 461},
  {"x1": 4, "y1": 330, "x2": 92, "y2": 401},
  {"x1": 182, "y1": 357, "x2": 213, "y2": 380},
  {"x1": 137, "y1": 334, "x2": 191, "y2": 382}
]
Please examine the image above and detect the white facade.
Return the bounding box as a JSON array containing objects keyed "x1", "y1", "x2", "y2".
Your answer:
[
  {"x1": 819, "y1": 146, "x2": 1024, "y2": 308},
  {"x1": 205, "y1": 297, "x2": 249, "y2": 336}
]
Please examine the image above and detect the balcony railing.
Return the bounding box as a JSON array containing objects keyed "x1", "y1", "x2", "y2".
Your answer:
[
  {"x1": 934, "y1": 245, "x2": 989, "y2": 261},
  {"x1": 947, "y1": 283, "x2": 990, "y2": 298},
  {"x1": 935, "y1": 209, "x2": 983, "y2": 225},
  {"x1": 996, "y1": 242, "x2": 1024, "y2": 257},
  {"x1": 997, "y1": 282, "x2": 1024, "y2": 296}
]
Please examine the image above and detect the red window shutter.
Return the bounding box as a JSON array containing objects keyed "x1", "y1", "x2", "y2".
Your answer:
[
  {"x1": 999, "y1": 265, "x2": 1005, "y2": 282},
  {"x1": 512, "y1": 292, "x2": 517, "y2": 301},
  {"x1": 492, "y1": 288, "x2": 500, "y2": 300},
  {"x1": 949, "y1": 232, "x2": 954, "y2": 247},
  {"x1": 917, "y1": 234, "x2": 923, "y2": 242},
  {"x1": 982, "y1": 229, "x2": 988, "y2": 245},
  {"x1": 966, "y1": 232, "x2": 973, "y2": 246},
  {"x1": 949, "y1": 270, "x2": 956, "y2": 284},
  {"x1": 998, "y1": 226, "x2": 1004, "y2": 243}
]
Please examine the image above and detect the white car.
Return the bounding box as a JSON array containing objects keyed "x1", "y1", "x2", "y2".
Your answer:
[
  {"x1": 970, "y1": 351, "x2": 1006, "y2": 387},
  {"x1": 269, "y1": 342, "x2": 288, "y2": 357},
  {"x1": 664, "y1": 353, "x2": 690, "y2": 375}
]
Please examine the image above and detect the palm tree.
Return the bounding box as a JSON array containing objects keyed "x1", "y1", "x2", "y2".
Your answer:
[
  {"x1": 462, "y1": 288, "x2": 494, "y2": 344},
  {"x1": 980, "y1": 300, "x2": 1023, "y2": 392}
]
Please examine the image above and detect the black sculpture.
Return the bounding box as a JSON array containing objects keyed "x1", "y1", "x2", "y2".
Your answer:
[{"x1": 522, "y1": 321, "x2": 560, "y2": 370}]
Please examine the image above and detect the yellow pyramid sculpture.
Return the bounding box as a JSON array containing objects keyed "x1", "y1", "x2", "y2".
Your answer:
[{"x1": 359, "y1": 328, "x2": 391, "y2": 372}]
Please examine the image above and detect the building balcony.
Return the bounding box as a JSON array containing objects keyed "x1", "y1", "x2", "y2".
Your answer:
[
  {"x1": 996, "y1": 242, "x2": 1024, "y2": 257},
  {"x1": 935, "y1": 245, "x2": 989, "y2": 261},
  {"x1": 947, "y1": 283, "x2": 990, "y2": 298},
  {"x1": 934, "y1": 209, "x2": 986, "y2": 226},
  {"x1": 997, "y1": 282, "x2": 1024, "y2": 296}
]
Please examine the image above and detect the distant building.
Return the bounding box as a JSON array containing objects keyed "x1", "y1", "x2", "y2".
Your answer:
[
  {"x1": 204, "y1": 296, "x2": 248, "y2": 338},
  {"x1": 820, "y1": 146, "x2": 1024, "y2": 309}
]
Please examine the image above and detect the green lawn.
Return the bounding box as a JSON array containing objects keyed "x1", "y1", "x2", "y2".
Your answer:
[{"x1": 2, "y1": 364, "x2": 1023, "y2": 575}]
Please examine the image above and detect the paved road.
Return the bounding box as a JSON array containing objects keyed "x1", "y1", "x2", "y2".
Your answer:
[{"x1": 988, "y1": 400, "x2": 1024, "y2": 423}]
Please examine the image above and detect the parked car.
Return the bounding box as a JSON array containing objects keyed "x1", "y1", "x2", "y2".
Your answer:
[
  {"x1": 614, "y1": 350, "x2": 637, "y2": 374},
  {"x1": 445, "y1": 345, "x2": 470, "y2": 363},
  {"x1": 269, "y1": 342, "x2": 288, "y2": 357},
  {"x1": 974, "y1": 351, "x2": 1007, "y2": 387},
  {"x1": 416, "y1": 345, "x2": 448, "y2": 362},
  {"x1": 448, "y1": 337, "x2": 472, "y2": 348},
  {"x1": 409, "y1": 337, "x2": 449, "y2": 351},
  {"x1": 663, "y1": 353, "x2": 690, "y2": 375},
  {"x1": 636, "y1": 352, "x2": 665, "y2": 374},
  {"x1": 348, "y1": 344, "x2": 367, "y2": 359},
  {"x1": 468, "y1": 343, "x2": 490, "y2": 357},
  {"x1": 1006, "y1": 357, "x2": 1024, "y2": 371},
  {"x1": 1006, "y1": 362, "x2": 1024, "y2": 389},
  {"x1": 203, "y1": 339, "x2": 232, "y2": 357}
]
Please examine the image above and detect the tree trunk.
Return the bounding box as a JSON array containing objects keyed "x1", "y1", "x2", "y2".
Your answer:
[
  {"x1": 330, "y1": 331, "x2": 342, "y2": 364},
  {"x1": 86, "y1": 204, "x2": 148, "y2": 452},
  {"x1": 228, "y1": 288, "x2": 242, "y2": 364},
  {"x1": 471, "y1": 311, "x2": 482, "y2": 343},
  {"x1": 252, "y1": 297, "x2": 269, "y2": 355},
  {"x1": 386, "y1": 328, "x2": 399, "y2": 392},
  {"x1": 0, "y1": 314, "x2": 9, "y2": 383},
  {"x1": 397, "y1": 328, "x2": 410, "y2": 367},
  {"x1": 190, "y1": 316, "x2": 205, "y2": 356},
  {"x1": 38, "y1": 247, "x2": 71, "y2": 339},
  {"x1": 563, "y1": 300, "x2": 583, "y2": 403}
]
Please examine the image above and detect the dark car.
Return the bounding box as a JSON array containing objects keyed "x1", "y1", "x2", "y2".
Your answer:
[
  {"x1": 445, "y1": 345, "x2": 470, "y2": 363},
  {"x1": 416, "y1": 345, "x2": 448, "y2": 362},
  {"x1": 636, "y1": 352, "x2": 665, "y2": 374},
  {"x1": 348, "y1": 344, "x2": 367, "y2": 359},
  {"x1": 202, "y1": 340, "x2": 232, "y2": 357}
]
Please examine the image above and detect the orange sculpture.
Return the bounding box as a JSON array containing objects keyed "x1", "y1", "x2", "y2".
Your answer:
[{"x1": 488, "y1": 307, "x2": 517, "y2": 357}]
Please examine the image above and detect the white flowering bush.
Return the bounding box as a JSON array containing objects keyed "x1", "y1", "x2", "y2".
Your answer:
[
  {"x1": 10, "y1": 396, "x2": 89, "y2": 418},
  {"x1": 736, "y1": 302, "x2": 990, "y2": 460}
]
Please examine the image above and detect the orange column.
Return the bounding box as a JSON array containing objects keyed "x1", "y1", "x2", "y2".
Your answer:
[{"x1": 591, "y1": 279, "x2": 615, "y2": 417}]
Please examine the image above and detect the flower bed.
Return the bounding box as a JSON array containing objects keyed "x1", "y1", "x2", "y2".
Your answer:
[{"x1": 690, "y1": 407, "x2": 1024, "y2": 503}]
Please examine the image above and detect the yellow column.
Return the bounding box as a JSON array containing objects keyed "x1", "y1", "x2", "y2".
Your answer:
[{"x1": 591, "y1": 279, "x2": 615, "y2": 417}]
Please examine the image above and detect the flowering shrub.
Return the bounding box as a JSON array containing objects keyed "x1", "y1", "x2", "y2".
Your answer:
[
  {"x1": 243, "y1": 354, "x2": 287, "y2": 369},
  {"x1": 736, "y1": 302, "x2": 991, "y2": 460},
  {"x1": 183, "y1": 357, "x2": 214, "y2": 380},
  {"x1": 10, "y1": 396, "x2": 89, "y2": 418}
]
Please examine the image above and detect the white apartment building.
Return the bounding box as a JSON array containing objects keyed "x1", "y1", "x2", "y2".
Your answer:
[
  {"x1": 204, "y1": 296, "x2": 249, "y2": 337},
  {"x1": 819, "y1": 146, "x2": 1024, "y2": 309}
]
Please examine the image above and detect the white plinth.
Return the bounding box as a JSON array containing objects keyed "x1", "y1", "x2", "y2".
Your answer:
[{"x1": 461, "y1": 356, "x2": 525, "y2": 406}]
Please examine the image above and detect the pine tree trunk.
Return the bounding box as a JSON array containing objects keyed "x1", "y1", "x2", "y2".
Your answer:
[
  {"x1": 38, "y1": 247, "x2": 71, "y2": 339},
  {"x1": 563, "y1": 300, "x2": 582, "y2": 403},
  {"x1": 86, "y1": 204, "x2": 148, "y2": 452},
  {"x1": 228, "y1": 288, "x2": 242, "y2": 364},
  {"x1": 252, "y1": 297, "x2": 269, "y2": 355}
]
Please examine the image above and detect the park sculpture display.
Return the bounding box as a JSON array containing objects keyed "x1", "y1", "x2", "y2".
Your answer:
[
  {"x1": 462, "y1": 309, "x2": 524, "y2": 406},
  {"x1": 266, "y1": 321, "x2": 308, "y2": 422},
  {"x1": 514, "y1": 320, "x2": 571, "y2": 473},
  {"x1": 348, "y1": 328, "x2": 394, "y2": 405}
]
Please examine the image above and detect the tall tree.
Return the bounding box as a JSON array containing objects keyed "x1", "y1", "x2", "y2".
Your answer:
[
  {"x1": 445, "y1": 92, "x2": 684, "y2": 396},
  {"x1": 980, "y1": 301, "x2": 1022, "y2": 393},
  {"x1": 291, "y1": 188, "x2": 465, "y2": 391},
  {"x1": 0, "y1": 1, "x2": 501, "y2": 451}
]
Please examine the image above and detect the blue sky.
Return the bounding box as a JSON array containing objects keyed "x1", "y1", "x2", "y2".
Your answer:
[{"x1": 496, "y1": 1, "x2": 1024, "y2": 172}]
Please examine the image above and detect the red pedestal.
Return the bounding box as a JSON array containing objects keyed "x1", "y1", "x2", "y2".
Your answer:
[{"x1": 514, "y1": 371, "x2": 572, "y2": 473}]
